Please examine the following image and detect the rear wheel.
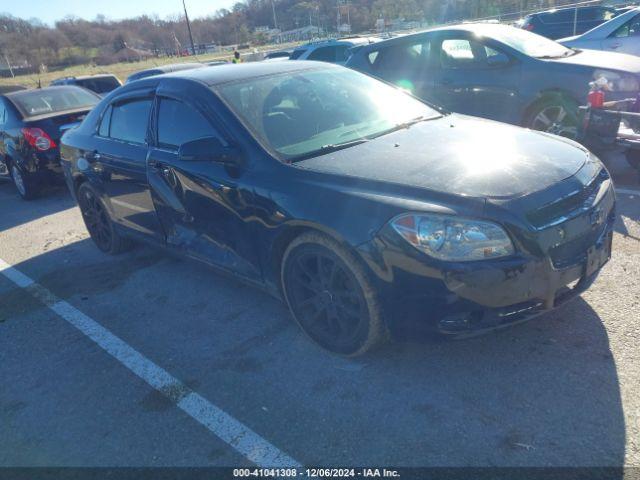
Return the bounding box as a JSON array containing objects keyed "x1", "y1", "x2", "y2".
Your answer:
[
  {"x1": 281, "y1": 232, "x2": 386, "y2": 356},
  {"x1": 77, "y1": 183, "x2": 130, "y2": 254},
  {"x1": 525, "y1": 97, "x2": 579, "y2": 139},
  {"x1": 10, "y1": 164, "x2": 38, "y2": 200}
]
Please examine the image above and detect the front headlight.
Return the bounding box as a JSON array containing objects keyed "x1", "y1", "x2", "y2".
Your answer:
[
  {"x1": 593, "y1": 69, "x2": 640, "y2": 93},
  {"x1": 391, "y1": 213, "x2": 514, "y2": 262}
]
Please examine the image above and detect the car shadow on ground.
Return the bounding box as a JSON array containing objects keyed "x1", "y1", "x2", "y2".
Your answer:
[
  {"x1": 0, "y1": 181, "x2": 75, "y2": 233},
  {"x1": 0, "y1": 231, "x2": 627, "y2": 469}
]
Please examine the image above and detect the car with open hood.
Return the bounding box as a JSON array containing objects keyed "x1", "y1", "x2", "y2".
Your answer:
[{"x1": 60, "y1": 62, "x2": 615, "y2": 355}]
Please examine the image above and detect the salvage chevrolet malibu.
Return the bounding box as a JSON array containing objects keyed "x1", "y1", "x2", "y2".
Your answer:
[{"x1": 60, "y1": 62, "x2": 615, "y2": 355}]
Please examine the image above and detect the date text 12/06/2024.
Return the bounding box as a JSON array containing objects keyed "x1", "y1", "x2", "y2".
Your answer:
[{"x1": 233, "y1": 469, "x2": 400, "y2": 478}]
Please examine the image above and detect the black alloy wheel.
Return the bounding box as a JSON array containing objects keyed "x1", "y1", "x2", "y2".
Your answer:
[
  {"x1": 77, "y1": 183, "x2": 130, "y2": 254},
  {"x1": 282, "y1": 232, "x2": 385, "y2": 356}
]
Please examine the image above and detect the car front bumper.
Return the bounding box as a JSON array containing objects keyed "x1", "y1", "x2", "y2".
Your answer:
[{"x1": 357, "y1": 195, "x2": 615, "y2": 338}]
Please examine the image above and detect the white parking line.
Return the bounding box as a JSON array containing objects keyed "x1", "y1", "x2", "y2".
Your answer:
[{"x1": 0, "y1": 257, "x2": 301, "y2": 468}]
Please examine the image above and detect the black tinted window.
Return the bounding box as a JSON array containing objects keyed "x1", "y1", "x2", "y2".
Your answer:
[
  {"x1": 157, "y1": 99, "x2": 217, "y2": 148},
  {"x1": 78, "y1": 77, "x2": 121, "y2": 94},
  {"x1": 579, "y1": 7, "x2": 615, "y2": 21},
  {"x1": 540, "y1": 10, "x2": 574, "y2": 23},
  {"x1": 308, "y1": 46, "x2": 337, "y2": 62},
  {"x1": 289, "y1": 49, "x2": 305, "y2": 60},
  {"x1": 109, "y1": 99, "x2": 151, "y2": 144},
  {"x1": 370, "y1": 40, "x2": 431, "y2": 78}
]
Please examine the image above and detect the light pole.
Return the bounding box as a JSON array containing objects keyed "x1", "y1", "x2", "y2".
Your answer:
[{"x1": 182, "y1": 0, "x2": 196, "y2": 56}]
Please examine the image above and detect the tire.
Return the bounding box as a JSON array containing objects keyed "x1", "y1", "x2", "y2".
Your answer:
[
  {"x1": 525, "y1": 96, "x2": 579, "y2": 139},
  {"x1": 626, "y1": 150, "x2": 640, "y2": 170},
  {"x1": 77, "y1": 182, "x2": 131, "y2": 254},
  {"x1": 10, "y1": 163, "x2": 38, "y2": 200},
  {"x1": 281, "y1": 232, "x2": 386, "y2": 356}
]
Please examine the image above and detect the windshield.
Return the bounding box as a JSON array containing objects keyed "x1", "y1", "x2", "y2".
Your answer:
[
  {"x1": 10, "y1": 86, "x2": 100, "y2": 117},
  {"x1": 216, "y1": 67, "x2": 440, "y2": 160},
  {"x1": 488, "y1": 25, "x2": 574, "y2": 58}
]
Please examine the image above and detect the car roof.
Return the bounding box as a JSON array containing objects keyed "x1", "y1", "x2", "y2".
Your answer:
[
  {"x1": 294, "y1": 37, "x2": 377, "y2": 49},
  {"x1": 141, "y1": 62, "x2": 204, "y2": 74},
  {"x1": 528, "y1": 4, "x2": 614, "y2": 17},
  {"x1": 4, "y1": 85, "x2": 94, "y2": 99},
  {"x1": 150, "y1": 60, "x2": 337, "y2": 86},
  {"x1": 351, "y1": 23, "x2": 522, "y2": 47}
]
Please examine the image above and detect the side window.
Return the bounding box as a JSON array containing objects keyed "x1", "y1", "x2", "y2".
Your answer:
[
  {"x1": 98, "y1": 105, "x2": 112, "y2": 137},
  {"x1": 307, "y1": 46, "x2": 337, "y2": 63},
  {"x1": 613, "y1": 14, "x2": 640, "y2": 38},
  {"x1": 0, "y1": 104, "x2": 6, "y2": 126},
  {"x1": 439, "y1": 38, "x2": 506, "y2": 69},
  {"x1": 157, "y1": 98, "x2": 219, "y2": 149},
  {"x1": 369, "y1": 40, "x2": 431, "y2": 79},
  {"x1": 579, "y1": 7, "x2": 615, "y2": 22},
  {"x1": 109, "y1": 99, "x2": 151, "y2": 144}
]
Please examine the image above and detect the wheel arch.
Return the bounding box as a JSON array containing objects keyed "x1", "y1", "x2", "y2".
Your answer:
[
  {"x1": 521, "y1": 88, "x2": 582, "y2": 127},
  {"x1": 268, "y1": 221, "x2": 363, "y2": 296}
]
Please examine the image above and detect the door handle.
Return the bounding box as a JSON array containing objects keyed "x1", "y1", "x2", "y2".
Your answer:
[{"x1": 149, "y1": 159, "x2": 171, "y2": 177}]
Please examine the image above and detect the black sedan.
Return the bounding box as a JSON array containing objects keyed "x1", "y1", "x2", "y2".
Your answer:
[
  {"x1": 1, "y1": 86, "x2": 101, "y2": 199},
  {"x1": 60, "y1": 62, "x2": 615, "y2": 355}
]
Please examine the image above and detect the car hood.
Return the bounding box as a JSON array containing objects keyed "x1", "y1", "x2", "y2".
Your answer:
[
  {"x1": 295, "y1": 115, "x2": 589, "y2": 199},
  {"x1": 549, "y1": 48, "x2": 640, "y2": 73}
]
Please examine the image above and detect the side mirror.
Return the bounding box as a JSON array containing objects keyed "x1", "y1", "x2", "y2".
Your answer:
[
  {"x1": 178, "y1": 137, "x2": 241, "y2": 165},
  {"x1": 487, "y1": 53, "x2": 510, "y2": 68}
]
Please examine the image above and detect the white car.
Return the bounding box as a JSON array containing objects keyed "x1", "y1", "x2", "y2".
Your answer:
[{"x1": 559, "y1": 7, "x2": 640, "y2": 56}]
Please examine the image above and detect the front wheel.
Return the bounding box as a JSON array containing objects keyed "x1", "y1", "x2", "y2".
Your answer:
[
  {"x1": 10, "y1": 164, "x2": 38, "y2": 200},
  {"x1": 525, "y1": 97, "x2": 579, "y2": 139},
  {"x1": 77, "y1": 183, "x2": 131, "y2": 254},
  {"x1": 281, "y1": 232, "x2": 386, "y2": 356}
]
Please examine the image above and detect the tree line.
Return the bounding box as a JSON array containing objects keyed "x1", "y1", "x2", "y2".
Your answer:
[{"x1": 0, "y1": 0, "x2": 568, "y2": 70}]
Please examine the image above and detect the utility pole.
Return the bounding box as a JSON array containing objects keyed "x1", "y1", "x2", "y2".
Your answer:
[
  {"x1": 271, "y1": 0, "x2": 279, "y2": 30},
  {"x1": 182, "y1": 0, "x2": 196, "y2": 56}
]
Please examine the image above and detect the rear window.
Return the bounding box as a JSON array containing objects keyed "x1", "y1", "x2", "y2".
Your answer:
[
  {"x1": 9, "y1": 87, "x2": 99, "y2": 117},
  {"x1": 307, "y1": 46, "x2": 338, "y2": 62},
  {"x1": 77, "y1": 77, "x2": 121, "y2": 94}
]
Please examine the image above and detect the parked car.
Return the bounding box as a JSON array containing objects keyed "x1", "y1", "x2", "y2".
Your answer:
[
  {"x1": 519, "y1": 5, "x2": 618, "y2": 40},
  {"x1": 347, "y1": 23, "x2": 640, "y2": 138},
  {"x1": 560, "y1": 7, "x2": 640, "y2": 57},
  {"x1": 0, "y1": 85, "x2": 27, "y2": 94},
  {"x1": 125, "y1": 63, "x2": 205, "y2": 83},
  {"x1": 60, "y1": 62, "x2": 615, "y2": 355},
  {"x1": 50, "y1": 74, "x2": 122, "y2": 97},
  {"x1": 264, "y1": 50, "x2": 292, "y2": 60},
  {"x1": 289, "y1": 37, "x2": 378, "y2": 65},
  {"x1": 0, "y1": 86, "x2": 100, "y2": 199}
]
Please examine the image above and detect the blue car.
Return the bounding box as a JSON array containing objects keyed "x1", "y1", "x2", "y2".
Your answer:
[
  {"x1": 520, "y1": 5, "x2": 617, "y2": 40},
  {"x1": 347, "y1": 23, "x2": 640, "y2": 138}
]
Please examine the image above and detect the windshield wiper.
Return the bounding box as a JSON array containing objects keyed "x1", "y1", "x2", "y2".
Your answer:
[
  {"x1": 289, "y1": 138, "x2": 369, "y2": 162},
  {"x1": 369, "y1": 115, "x2": 436, "y2": 139}
]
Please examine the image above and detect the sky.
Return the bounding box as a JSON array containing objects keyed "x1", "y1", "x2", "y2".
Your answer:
[{"x1": 1, "y1": 0, "x2": 237, "y2": 24}]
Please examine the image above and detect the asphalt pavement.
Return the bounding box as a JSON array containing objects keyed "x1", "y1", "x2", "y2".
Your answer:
[{"x1": 0, "y1": 151, "x2": 638, "y2": 470}]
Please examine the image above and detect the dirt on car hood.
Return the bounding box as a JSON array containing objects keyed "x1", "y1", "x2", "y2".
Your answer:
[{"x1": 296, "y1": 114, "x2": 590, "y2": 199}]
